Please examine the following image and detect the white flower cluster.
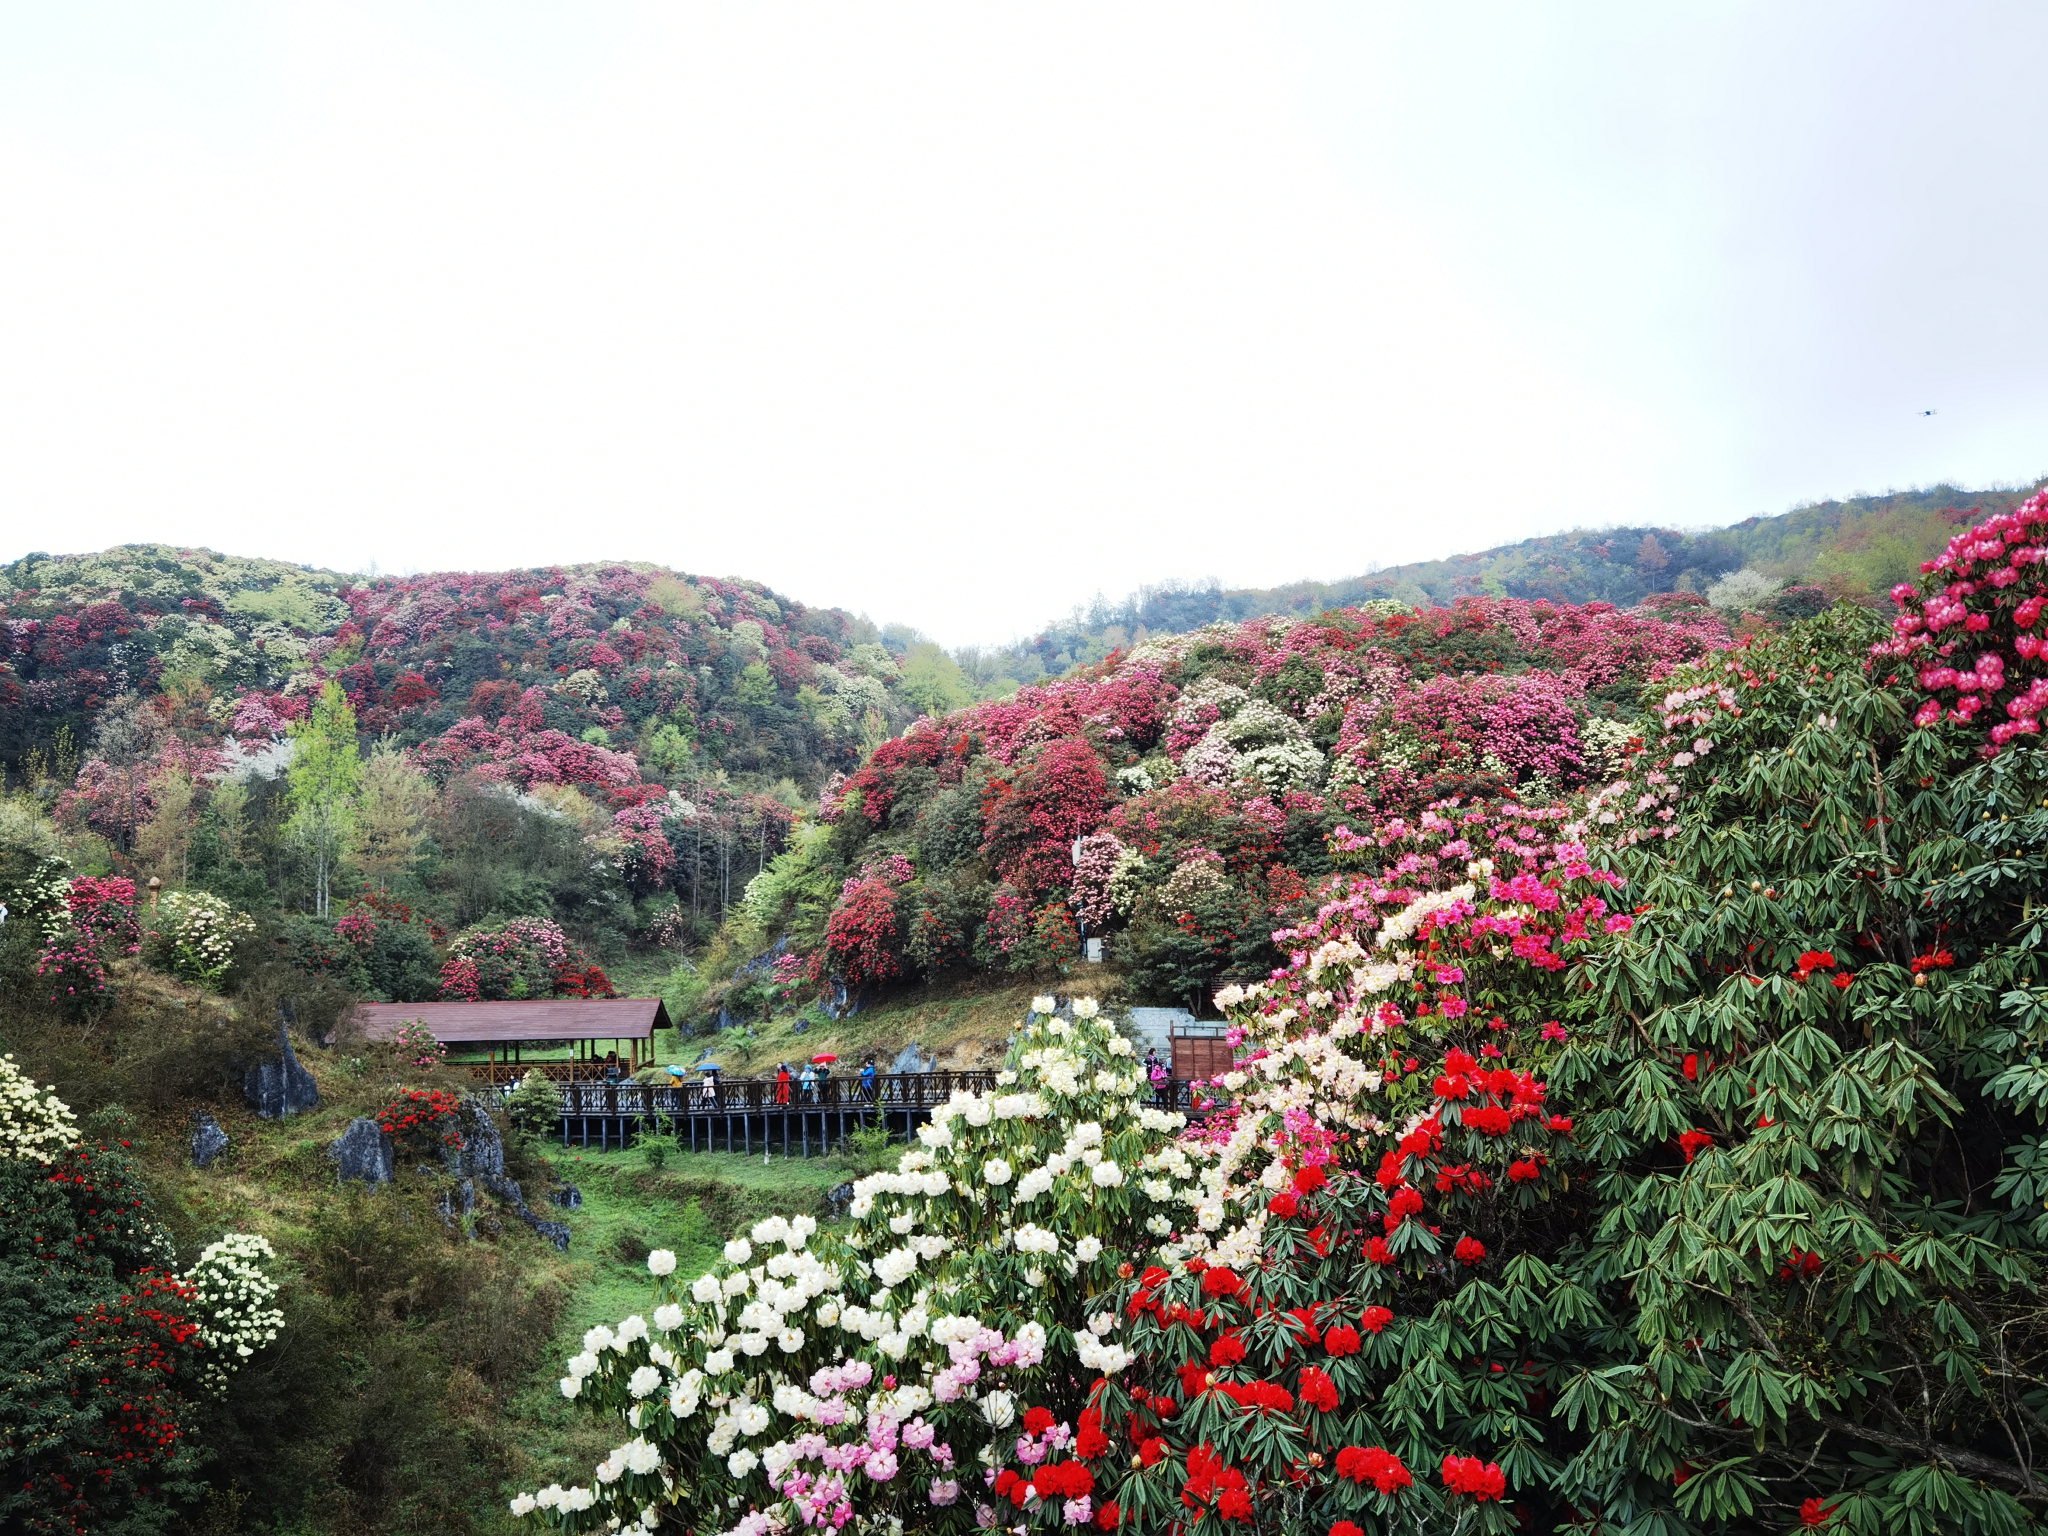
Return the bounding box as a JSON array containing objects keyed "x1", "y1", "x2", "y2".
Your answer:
[
  {"x1": 185, "y1": 1232, "x2": 284, "y2": 1394},
  {"x1": 0, "y1": 1056, "x2": 78, "y2": 1165},
  {"x1": 157, "y1": 890, "x2": 257, "y2": 986},
  {"x1": 515, "y1": 998, "x2": 1218, "y2": 1534}
]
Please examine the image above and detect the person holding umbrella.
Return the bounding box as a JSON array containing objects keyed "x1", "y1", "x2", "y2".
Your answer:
[{"x1": 810, "y1": 1053, "x2": 836, "y2": 1103}]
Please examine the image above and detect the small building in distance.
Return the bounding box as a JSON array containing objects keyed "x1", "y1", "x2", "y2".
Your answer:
[{"x1": 343, "y1": 998, "x2": 672, "y2": 1082}]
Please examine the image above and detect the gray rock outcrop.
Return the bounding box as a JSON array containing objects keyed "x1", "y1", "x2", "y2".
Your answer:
[
  {"x1": 890, "y1": 1041, "x2": 935, "y2": 1075},
  {"x1": 328, "y1": 1117, "x2": 394, "y2": 1185},
  {"x1": 243, "y1": 1016, "x2": 320, "y2": 1118},
  {"x1": 451, "y1": 1095, "x2": 569, "y2": 1250},
  {"x1": 190, "y1": 1112, "x2": 230, "y2": 1169},
  {"x1": 548, "y1": 1184, "x2": 582, "y2": 1209}
]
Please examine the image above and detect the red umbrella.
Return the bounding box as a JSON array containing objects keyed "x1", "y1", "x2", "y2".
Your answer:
[{"x1": 810, "y1": 1053, "x2": 838, "y2": 1064}]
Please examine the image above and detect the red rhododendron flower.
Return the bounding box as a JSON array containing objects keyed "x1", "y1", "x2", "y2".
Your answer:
[
  {"x1": 1324, "y1": 1324, "x2": 1361, "y2": 1357},
  {"x1": 1023, "y1": 1406, "x2": 1055, "y2": 1437},
  {"x1": 1360, "y1": 1305, "x2": 1393, "y2": 1333},
  {"x1": 1454, "y1": 1236, "x2": 1486, "y2": 1265},
  {"x1": 1800, "y1": 1497, "x2": 1837, "y2": 1526},
  {"x1": 1094, "y1": 1502, "x2": 1120, "y2": 1530},
  {"x1": 1209, "y1": 1332, "x2": 1246, "y2": 1368},
  {"x1": 1463, "y1": 1105, "x2": 1512, "y2": 1135},
  {"x1": 1075, "y1": 1406, "x2": 1109, "y2": 1458},
  {"x1": 1297, "y1": 1366, "x2": 1338, "y2": 1412},
  {"x1": 1363, "y1": 1235, "x2": 1397, "y2": 1266},
  {"x1": 1386, "y1": 1186, "x2": 1424, "y2": 1223},
  {"x1": 1201, "y1": 1266, "x2": 1245, "y2": 1298},
  {"x1": 1267, "y1": 1189, "x2": 1299, "y2": 1218},
  {"x1": 1677, "y1": 1128, "x2": 1714, "y2": 1161},
  {"x1": 1330, "y1": 1524, "x2": 1364, "y2": 1536},
  {"x1": 1441, "y1": 1454, "x2": 1506, "y2": 1500},
  {"x1": 1293, "y1": 1163, "x2": 1328, "y2": 1193},
  {"x1": 1778, "y1": 1248, "x2": 1824, "y2": 1279},
  {"x1": 1336, "y1": 1445, "x2": 1412, "y2": 1495},
  {"x1": 1507, "y1": 1157, "x2": 1544, "y2": 1183}
]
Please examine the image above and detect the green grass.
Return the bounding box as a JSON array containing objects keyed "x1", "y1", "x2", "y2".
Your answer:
[
  {"x1": 664, "y1": 969, "x2": 1126, "y2": 1080},
  {"x1": 492, "y1": 1140, "x2": 862, "y2": 1502}
]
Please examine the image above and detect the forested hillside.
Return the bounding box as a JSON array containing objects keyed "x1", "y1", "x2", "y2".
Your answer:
[
  {"x1": 978, "y1": 478, "x2": 2048, "y2": 681},
  {"x1": 0, "y1": 545, "x2": 975, "y2": 975},
  {"x1": 740, "y1": 593, "x2": 1724, "y2": 1018}
]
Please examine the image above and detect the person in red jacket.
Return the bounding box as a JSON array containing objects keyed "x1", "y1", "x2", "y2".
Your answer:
[{"x1": 775, "y1": 1062, "x2": 792, "y2": 1105}]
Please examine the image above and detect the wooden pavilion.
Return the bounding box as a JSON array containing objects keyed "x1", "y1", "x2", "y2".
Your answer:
[{"x1": 345, "y1": 998, "x2": 672, "y2": 1083}]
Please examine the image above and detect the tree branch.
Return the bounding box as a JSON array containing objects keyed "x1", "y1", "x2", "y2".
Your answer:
[{"x1": 1818, "y1": 1412, "x2": 2045, "y2": 1499}]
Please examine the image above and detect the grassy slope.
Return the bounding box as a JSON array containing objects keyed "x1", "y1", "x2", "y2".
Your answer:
[
  {"x1": 633, "y1": 968, "x2": 1126, "y2": 1080},
  {"x1": 495, "y1": 1143, "x2": 859, "y2": 1504}
]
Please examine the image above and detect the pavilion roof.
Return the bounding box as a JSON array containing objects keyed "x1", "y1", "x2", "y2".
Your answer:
[{"x1": 346, "y1": 998, "x2": 669, "y2": 1044}]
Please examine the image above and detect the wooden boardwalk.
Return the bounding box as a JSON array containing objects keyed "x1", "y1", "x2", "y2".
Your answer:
[{"x1": 527, "y1": 1071, "x2": 1208, "y2": 1155}]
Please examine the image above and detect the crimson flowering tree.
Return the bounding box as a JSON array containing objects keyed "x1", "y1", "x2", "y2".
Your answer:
[
  {"x1": 65, "y1": 875, "x2": 140, "y2": 955},
  {"x1": 1, "y1": 1134, "x2": 209, "y2": 1535},
  {"x1": 825, "y1": 861, "x2": 911, "y2": 985},
  {"x1": 980, "y1": 737, "x2": 1112, "y2": 898},
  {"x1": 375, "y1": 1088, "x2": 466, "y2": 1155}
]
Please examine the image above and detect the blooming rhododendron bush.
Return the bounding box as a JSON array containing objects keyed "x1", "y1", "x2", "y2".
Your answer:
[
  {"x1": 1530, "y1": 562, "x2": 2048, "y2": 1532},
  {"x1": 512, "y1": 1001, "x2": 1216, "y2": 1532},
  {"x1": 0, "y1": 1059, "x2": 284, "y2": 1534},
  {"x1": 1068, "y1": 809, "x2": 1632, "y2": 1534}
]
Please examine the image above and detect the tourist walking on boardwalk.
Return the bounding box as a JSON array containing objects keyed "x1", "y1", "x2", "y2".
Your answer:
[
  {"x1": 799, "y1": 1062, "x2": 817, "y2": 1101},
  {"x1": 775, "y1": 1062, "x2": 792, "y2": 1104},
  {"x1": 858, "y1": 1057, "x2": 877, "y2": 1101}
]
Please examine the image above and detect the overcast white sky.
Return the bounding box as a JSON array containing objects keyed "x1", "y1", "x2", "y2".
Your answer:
[{"x1": 1, "y1": 3, "x2": 2044, "y2": 644}]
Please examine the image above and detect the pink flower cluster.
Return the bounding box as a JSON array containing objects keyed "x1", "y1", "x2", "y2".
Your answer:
[
  {"x1": 415, "y1": 688, "x2": 641, "y2": 792},
  {"x1": 67, "y1": 875, "x2": 140, "y2": 955},
  {"x1": 932, "y1": 1323, "x2": 1044, "y2": 1402},
  {"x1": 767, "y1": 1359, "x2": 958, "y2": 1530},
  {"x1": 1876, "y1": 489, "x2": 2048, "y2": 752}
]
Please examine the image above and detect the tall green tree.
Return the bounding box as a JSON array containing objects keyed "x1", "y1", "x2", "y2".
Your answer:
[{"x1": 285, "y1": 681, "x2": 361, "y2": 917}]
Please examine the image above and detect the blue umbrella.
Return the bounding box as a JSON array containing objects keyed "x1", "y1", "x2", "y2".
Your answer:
[
  {"x1": 665, "y1": 1065, "x2": 688, "y2": 1078},
  {"x1": 696, "y1": 1062, "x2": 723, "y2": 1072}
]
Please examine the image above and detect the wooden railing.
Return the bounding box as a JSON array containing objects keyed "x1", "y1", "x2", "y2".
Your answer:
[
  {"x1": 539, "y1": 1071, "x2": 1208, "y2": 1119},
  {"x1": 465, "y1": 1061, "x2": 613, "y2": 1085}
]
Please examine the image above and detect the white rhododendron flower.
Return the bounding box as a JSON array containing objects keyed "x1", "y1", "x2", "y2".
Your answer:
[
  {"x1": 1091, "y1": 1160, "x2": 1124, "y2": 1188},
  {"x1": 724, "y1": 1238, "x2": 752, "y2": 1265},
  {"x1": 981, "y1": 1158, "x2": 1012, "y2": 1186},
  {"x1": 646, "y1": 1249, "x2": 676, "y2": 1276},
  {"x1": 1030, "y1": 994, "x2": 1057, "y2": 1014}
]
